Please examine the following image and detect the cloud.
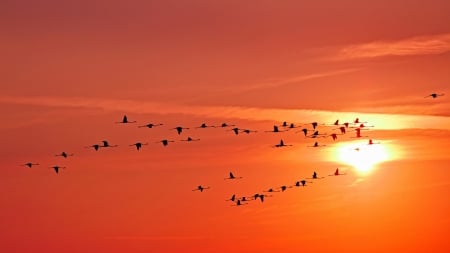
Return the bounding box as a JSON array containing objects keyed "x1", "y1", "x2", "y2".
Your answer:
[
  {"x1": 1, "y1": 95, "x2": 450, "y2": 130},
  {"x1": 334, "y1": 33, "x2": 450, "y2": 60},
  {"x1": 104, "y1": 235, "x2": 206, "y2": 241}
]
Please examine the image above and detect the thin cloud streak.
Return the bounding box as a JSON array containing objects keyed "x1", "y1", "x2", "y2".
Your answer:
[
  {"x1": 334, "y1": 33, "x2": 450, "y2": 60},
  {"x1": 1, "y1": 95, "x2": 450, "y2": 130}
]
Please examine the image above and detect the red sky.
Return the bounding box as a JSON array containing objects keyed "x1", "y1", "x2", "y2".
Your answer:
[{"x1": 1, "y1": 1, "x2": 450, "y2": 252}]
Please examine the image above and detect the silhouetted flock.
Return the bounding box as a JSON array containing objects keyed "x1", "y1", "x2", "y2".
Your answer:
[{"x1": 20, "y1": 93, "x2": 444, "y2": 206}]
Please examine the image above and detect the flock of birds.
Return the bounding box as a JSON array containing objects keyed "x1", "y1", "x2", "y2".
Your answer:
[{"x1": 20, "y1": 93, "x2": 444, "y2": 206}]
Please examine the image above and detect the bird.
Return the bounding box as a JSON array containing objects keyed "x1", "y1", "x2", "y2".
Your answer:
[
  {"x1": 196, "y1": 123, "x2": 216, "y2": 129},
  {"x1": 241, "y1": 129, "x2": 257, "y2": 134},
  {"x1": 180, "y1": 137, "x2": 200, "y2": 142},
  {"x1": 329, "y1": 168, "x2": 346, "y2": 176},
  {"x1": 129, "y1": 142, "x2": 148, "y2": 150},
  {"x1": 279, "y1": 185, "x2": 292, "y2": 192},
  {"x1": 368, "y1": 139, "x2": 381, "y2": 145},
  {"x1": 265, "y1": 125, "x2": 286, "y2": 133},
  {"x1": 157, "y1": 139, "x2": 175, "y2": 146},
  {"x1": 425, "y1": 93, "x2": 444, "y2": 99},
  {"x1": 138, "y1": 123, "x2": 163, "y2": 128},
  {"x1": 274, "y1": 139, "x2": 292, "y2": 147},
  {"x1": 292, "y1": 180, "x2": 311, "y2": 187},
  {"x1": 230, "y1": 127, "x2": 240, "y2": 135},
  {"x1": 353, "y1": 118, "x2": 367, "y2": 124},
  {"x1": 263, "y1": 188, "x2": 280, "y2": 193},
  {"x1": 351, "y1": 123, "x2": 374, "y2": 129},
  {"x1": 192, "y1": 185, "x2": 210, "y2": 192},
  {"x1": 311, "y1": 122, "x2": 319, "y2": 129},
  {"x1": 308, "y1": 141, "x2": 326, "y2": 147},
  {"x1": 330, "y1": 133, "x2": 339, "y2": 141},
  {"x1": 353, "y1": 128, "x2": 368, "y2": 138},
  {"x1": 224, "y1": 172, "x2": 243, "y2": 180},
  {"x1": 101, "y1": 140, "x2": 118, "y2": 148},
  {"x1": 232, "y1": 199, "x2": 248, "y2": 206},
  {"x1": 251, "y1": 193, "x2": 272, "y2": 203},
  {"x1": 116, "y1": 115, "x2": 136, "y2": 124},
  {"x1": 85, "y1": 144, "x2": 101, "y2": 151},
  {"x1": 55, "y1": 152, "x2": 74, "y2": 158},
  {"x1": 219, "y1": 123, "x2": 236, "y2": 128},
  {"x1": 297, "y1": 128, "x2": 315, "y2": 136},
  {"x1": 308, "y1": 171, "x2": 324, "y2": 179},
  {"x1": 50, "y1": 166, "x2": 66, "y2": 174},
  {"x1": 286, "y1": 123, "x2": 301, "y2": 130},
  {"x1": 172, "y1": 126, "x2": 189, "y2": 135},
  {"x1": 226, "y1": 194, "x2": 237, "y2": 202},
  {"x1": 308, "y1": 130, "x2": 326, "y2": 138},
  {"x1": 22, "y1": 162, "x2": 39, "y2": 168}
]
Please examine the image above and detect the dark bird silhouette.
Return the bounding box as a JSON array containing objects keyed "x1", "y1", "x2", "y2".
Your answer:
[
  {"x1": 263, "y1": 188, "x2": 280, "y2": 193},
  {"x1": 196, "y1": 123, "x2": 216, "y2": 129},
  {"x1": 308, "y1": 141, "x2": 326, "y2": 147},
  {"x1": 353, "y1": 118, "x2": 367, "y2": 124},
  {"x1": 226, "y1": 194, "x2": 237, "y2": 202},
  {"x1": 157, "y1": 139, "x2": 175, "y2": 146},
  {"x1": 368, "y1": 139, "x2": 381, "y2": 145},
  {"x1": 308, "y1": 130, "x2": 326, "y2": 138},
  {"x1": 192, "y1": 185, "x2": 210, "y2": 192},
  {"x1": 224, "y1": 172, "x2": 243, "y2": 180},
  {"x1": 172, "y1": 126, "x2": 189, "y2": 135},
  {"x1": 22, "y1": 162, "x2": 39, "y2": 168},
  {"x1": 241, "y1": 129, "x2": 257, "y2": 134},
  {"x1": 102, "y1": 140, "x2": 118, "y2": 148},
  {"x1": 293, "y1": 180, "x2": 312, "y2": 187},
  {"x1": 353, "y1": 128, "x2": 368, "y2": 138},
  {"x1": 55, "y1": 152, "x2": 74, "y2": 158},
  {"x1": 286, "y1": 123, "x2": 301, "y2": 130},
  {"x1": 330, "y1": 133, "x2": 339, "y2": 141},
  {"x1": 279, "y1": 185, "x2": 292, "y2": 192},
  {"x1": 130, "y1": 142, "x2": 148, "y2": 150},
  {"x1": 231, "y1": 127, "x2": 240, "y2": 135},
  {"x1": 329, "y1": 168, "x2": 346, "y2": 176},
  {"x1": 308, "y1": 171, "x2": 324, "y2": 179},
  {"x1": 251, "y1": 193, "x2": 272, "y2": 202},
  {"x1": 50, "y1": 165, "x2": 66, "y2": 174},
  {"x1": 297, "y1": 128, "x2": 315, "y2": 136},
  {"x1": 180, "y1": 137, "x2": 200, "y2": 142},
  {"x1": 219, "y1": 123, "x2": 236, "y2": 128},
  {"x1": 274, "y1": 139, "x2": 292, "y2": 148},
  {"x1": 138, "y1": 123, "x2": 163, "y2": 128},
  {"x1": 425, "y1": 93, "x2": 444, "y2": 98},
  {"x1": 265, "y1": 125, "x2": 287, "y2": 133},
  {"x1": 116, "y1": 115, "x2": 136, "y2": 124},
  {"x1": 85, "y1": 144, "x2": 101, "y2": 151}
]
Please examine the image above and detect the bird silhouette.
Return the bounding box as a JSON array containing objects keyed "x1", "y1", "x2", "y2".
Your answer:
[
  {"x1": 85, "y1": 144, "x2": 101, "y2": 151},
  {"x1": 116, "y1": 115, "x2": 136, "y2": 124},
  {"x1": 226, "y1": 194, "x2": 237, "y2": 202},
  {"x1": 251, "y1": 193, "x2": 272, "y2": 202},
  {"x1": 329, "y1": 168, "x2": 346, "y2": 176},
  {"x1": 308, "y1": 130, "x2": 326, "y2": 138},
  {"x1": 274, "y1": 139, "x2": 292, "y2": 147},
  {"x1": 50, "y1": 166, "x2": 66, "y2": 174},
  {"x1": 308, "y1": 141, "x2": 326, "y2": 147},
  {"x1": 196, "y1": 123, "x2": 216, "y2": 129},
  {"x1": 353, "y1": 118, "x2": 367, "y2": 124},
  {"x1": 232, "y1": 199, "x2": 248, "y2": 206},
  {"x1": 368, "y1": 139, "x2": 381, "y2": 145},
  {"x1": 330, "y1": 133, "x2": 339, "y2": 141},
  {"x1": 263, "y1": 188, "x2": 280, "y2": 193},
  {"x1": 241, "y1": 129, "x2": 257, "y2": 134},
  {"x1": 308, "y1": 171, "x2": 324, "y2": 179},
  {"x1": 157, "y1": 139, "x2": 175, "y2": 146},
  {"x1": 279, "y1": 185, "x2": 292, "y2": 192},
  {"x1": 129, "y1": 142, "x2": 148, "y2": 150},
  {"x1": 425, "y1": 93, "x2": 444, "y2": 98},
  {"x1": 55, "y1": 152, "x2": 74, "y2": 158},
  {"x1": 219, "y1": 123, "x2": 236, "y2": 128},
  {"x1": 101, "y1": 140, "x2": 118, "y2": 148},
  {"x1": 172, "y1": 126, "x2": 189, "y2": 135},
  {"x1": 138, "y1": 123, "x2": 163, "y2": 128},
  {"x1": 292, "y1": 180, "x2": 312, "y2": 187},
  {"x1": 265, "y1": 125, "x2": 286, "y2": 133},
  {"x1": 353, "y1": 128, "x2": 368, "y2": 138},
  {"x1": 22, "y1": 162, "x2": 39, "y2": 168},
  {"x1": 224, "y1": 172, "x2": 243, "y2": 180},
  {"x1": 192, "y1": 185, "x2": 210, "y2": 192},
  {"x1": 180, "y1": 137, "x2": 200, "y2": 142}
]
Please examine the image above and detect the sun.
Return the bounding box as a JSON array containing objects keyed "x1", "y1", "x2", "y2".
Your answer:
[{"x1": 336, "y1": 141, "x2": 390, "y2": 174}]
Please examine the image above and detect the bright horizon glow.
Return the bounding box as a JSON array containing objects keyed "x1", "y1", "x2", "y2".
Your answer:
[{"x1": 337, "y1": 140, "x2": 393, "y2": 174}]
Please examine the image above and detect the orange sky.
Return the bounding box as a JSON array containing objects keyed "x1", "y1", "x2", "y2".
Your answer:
[{"x1": 1, "y1": 1, "x2": 450, "y2": 252}]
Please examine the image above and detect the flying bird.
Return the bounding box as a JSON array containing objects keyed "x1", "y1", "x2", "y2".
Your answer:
[
  {"x1": 308, "y1": 141, "x2": 326, "y2": 148},
  {"x1": 101, "y1": 140, "x2": 118, "y2": 148},
  {"x1": 196, "y1": 123, "x2": 216, "y2": 129},
  {"x1": 85, "y1": 144, "x2": 101, "y2": 151},
  {"x1": 232, "y1": 199, "x2": 248, "y2": 206},
  {"x1": 22, "y1": 162, "x2": 39, "y2": 168},
  {"x1": 129, "y1": 142, "x2": 148, "y2": 150},
  {"x1": 219, "y1": 123, "x2": 236, "y2": 128},
  {"x1": 329, "y1": 168, "x2": 346, "y2": 176},
  {"x1": 55, "y1": 152, "x2": 74, "y2": 158},
  {"x1": 353, "y1": 128, "x2": 368, "y2": 138},
  {"x1": 265, "y1": 125, "x2": 286, "y2": 133},
  {"x1": 308, "y1": 171, "x2": 324, "y2": 179},
  {"x1": 224, "y1": 172, "x2": 243, "y2": 180},
  {"x1": 274, "y1": 139, "x2": 292, "y2": 148},
  {"x1": 293, "y1": 180, "x2": 312, "y2": 187},
  {"x1": 116, "y1": 115, "x2": 136, "y2": 124},
  {"x1": 138, "y1": 123, "x2": 163, "y2": 128},
  {"x1": 172, "y1": 126, "x2": 189, "y2": 135},
  {"x1": 226, "y1": 194, "x2": 237, "y2": 202},
  {"x1": 425, "y1": 93, "x2": 444, "y2": 98},
  {"x1": 157, "y1": 139, "x2": 175, "y2": 146},
  {"x1": 192, "y1": 185, "x2": 210, "y2": 192},
  {"x1": 368, "y1": 139, "x2": 381, "y2": 145},
  {"x1": 50, "y1": 166, "x2": 66, "y2": 174},
  {"x1": 180, "y1": 137, "x2": 200, "y2": 142}
]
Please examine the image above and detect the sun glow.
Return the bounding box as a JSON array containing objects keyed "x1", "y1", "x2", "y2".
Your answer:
[{"x1": 337, "y1": 141, "x2": 391, "y2": 174}]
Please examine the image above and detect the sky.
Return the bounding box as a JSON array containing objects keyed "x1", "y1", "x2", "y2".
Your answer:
[{"x1": 1, "y1": 0, "x2": 450, "y2": 252}]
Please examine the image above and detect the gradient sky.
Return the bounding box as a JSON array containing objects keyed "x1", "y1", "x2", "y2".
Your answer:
[{"x1": 1, "y1": 1, "x2": 450, "y2": 253}]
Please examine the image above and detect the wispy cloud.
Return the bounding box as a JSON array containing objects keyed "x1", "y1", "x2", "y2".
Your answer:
[
  {"x1": 334, "y1": 33, "x2": 450, "y2": 60},
  {"x1": 1, "y1": 95, "x2": 450, "y2": 130}
]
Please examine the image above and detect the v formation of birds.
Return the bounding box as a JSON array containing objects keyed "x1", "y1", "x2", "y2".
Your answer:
[{"x1": 21, "y1": 93, "x2": 444, "y2": 207}]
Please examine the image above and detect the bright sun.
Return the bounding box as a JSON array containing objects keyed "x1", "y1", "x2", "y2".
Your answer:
[{"x1": 337, "y1": 141, "x2": 391, "y2": 174}]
